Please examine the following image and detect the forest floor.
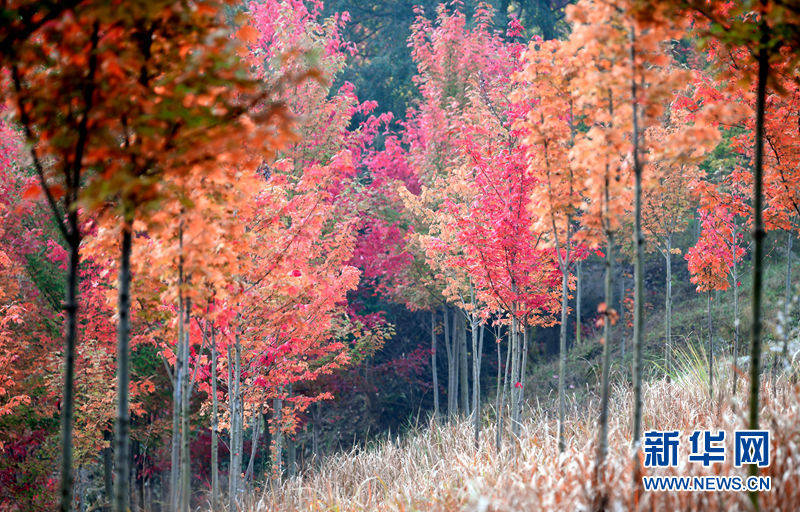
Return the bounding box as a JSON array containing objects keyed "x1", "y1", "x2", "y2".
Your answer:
[{"x1": 240, "y1": 255, "x2": 800, "y2": 511}]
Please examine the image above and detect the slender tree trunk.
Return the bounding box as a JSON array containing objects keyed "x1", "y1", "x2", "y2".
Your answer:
[
  {"x1": 431, "y1": 311, "x2": 440, "y2": 420},
  {"x1": 509, "y1": 317, "x2": 519, "y2": 435},
  {"x1": 227, "y1": 341, "x2": 239, "y2": 512},
  {"x1": 576, "y1": 260, "x2": 582, "y2": 346},
  {"x1": 630, "y1": 24, "x2": 645, "y2": 468},
  {"x1": 272, "y1": 395, "x2": 284, "y2": 481},
  {"x1": 170, "y1": 329, "x2": 183, "y2": 512},
  {"x1": 619, "y1": 272, "x2": 626, "y2": 358},
  {"x1": 596, "y1": 235, "x2": 615, "y2": 485},
  {"x1": 557, "y1": 264, "x2": 569, "y2": 452},
  {"x1": 60, "y1": 221, "x2": 80, "y2": 512},
  {"x1": 245, "y1": 412, "x2": 261, "y2": 483},
  {"x1": 665, "y1": 238, "x2": 673, "y2": 376},
  {"x1": 749, "y1": 22, "x2": 768, "y2": 440},
  {"x1": 113, "y1": 223, "x2": 133, "y2": 512},
  {"x1": 732, "y1": 231, "x2": 741, "y2": 394},
  {"x1": 171, "y1": 225, "x2": 185, "y2": 512},
  {"x1": 503, "y1": 325, "x2": 511, "y2": 413},
  {"x1": 495, "y1": 328, "x2": 503, "y2": 451},
  {"x1": 452, "y1": 311, "x2": 460, "y2": 415},
  {"x1": 781, "y1": 233, "x2": 793, "y2": 363},
  {"x1": 516, "y1": 324, "x2": 529, "y2": 437},
  {"x1": 459, "y1": 312, "x2": 469, "y2": 415},
  {"x1": 210, "y1": 326, "x2": 219, "y2": 510},
  {"x1": 707, "y1": 292, "x2": 714, "y2": 398},
  {"x1": 287, "y1": 432, "x2": 297, "y2": 478},
  {"x1": 232, "y1": 334, "x2": 243, "y2": 498},
  {"x1": 472, "y1": 316, "x2": 483, "y2": 448},
  {"x1": 180, "y1": 303, "x2": 191, "y2": 512},
  {"x1": 130, "y1": 440, "x2": 140, "y2": 512},
  {"x1": 444, "y1": 307, "x2": 456, "y2": 417},
  {"x1": 226, "y1": 346, "x2": 233, "y2": 510},
  {"x1": 103, "y1": 430, "x2": 112, "y2": 509}
]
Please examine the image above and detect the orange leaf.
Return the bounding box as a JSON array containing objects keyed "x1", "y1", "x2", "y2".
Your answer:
[
  {"x1": 22, "y1": 183, "x2": 41, "y2": 199},
  {"x1": 237, "y1": 25, "x2": 259, "y2": 44}
]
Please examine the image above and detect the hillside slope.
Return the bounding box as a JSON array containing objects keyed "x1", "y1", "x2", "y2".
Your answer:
[{"x1": 245, "y1": 250, "x2": 800, "y2": 511}]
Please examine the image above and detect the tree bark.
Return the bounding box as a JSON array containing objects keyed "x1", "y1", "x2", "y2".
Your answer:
[
  {"x1": 171, "y1": 224, "x2": 185, "y2": 512},
  {"x1": 459, "y1": 312, "x2": 469, "y2": 415},
  {"x1": 707, "y1": 292, "x2": 714, "y2": 399},
  {"x1": 557, "y1": 265, "x2": 569, "y2": 452},
  {"x1": 619, "y1": 271, "x2": 626, "y2": 358},
  {"x1": 509, "y1": 317, "x2": 519, "y2": 435},
  {"x1": 576, "y1": 260, "x2": 582, "y2": 346},
  {"x1": 180, "y1": 302, "x2": 191, "y2": 512},
  {"x1": 630, "y1": 24, "x2": 645, "y2": 468},
  {"x1": 665, "y1": 237, "x2": 673, "y2": 376},
  {"x1": 227, "y1": 339, "x2": 241, "y2": 511},
  {"x1": 245, "y1": 411, "x2": 261, "y2": 483},
  {"x1": 596, "y1": 235, "x2": 615, "y2": 484},
  {"x1": 732, "y1": 228, "x2": 740, "y2": 394},
  {"x1": 287, "y1": 432, "x2": 297, "y2": 478},
  {"x1": 431, "y1": 311, "x2": 440, "y2": 420},
  {"x1": 103, "y1": 430, "x2": 112, "y2": 509},
  {"x1": 232, "y1": 334, "x2": 243, "y2": 498},
  {"x1": 749, "y1": 19, "x2": 768, "y2": 438},
  {"x1": 781, "y1": 233, "x2": 793, "y2": 363},
  {"x1": 471, "y1": 315, "x2": 483, "y2": 448},
  {"x1": 444, "y1": 306, "x2": 456, "y2": 417},
  {"x1": 113, "y1": 223, "x2": 133, "y2": 512},
  {"x1": 60, "y1": 221, "x2": 80, "y2": 512},
  {"x1": 312, "y1": 402, "x2": 321, "y2": 463},
  {"x1": 516, "y1": 324, "x2": 529, "y2": 437},
  {"x1": 210, "y1": 326, "x2": 219, "y2": 510},
  {"x1": 495, "y1": 328, "x2": 503, "y2": 451},
  {"x1": 272, "y1": 395, "x2": 284, "y2": 481}
]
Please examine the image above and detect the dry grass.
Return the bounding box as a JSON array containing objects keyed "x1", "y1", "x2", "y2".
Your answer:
[{"x1": 239, "y1": 366, "x2": 800, "y2": 512}]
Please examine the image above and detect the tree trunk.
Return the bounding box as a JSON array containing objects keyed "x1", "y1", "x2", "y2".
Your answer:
[
  {"x1": 509, "y1": 317, "x2": 519, "y2": 435},
  {"x1": 287, "y1": 433, "x2": 297, "y2": 478},
  {"x1": 576, "y1": 259, "x2": 582, "y2": 346},
  {"x1": 707, "y1": 292, "x2": 714, "y2": 398},
  {"x1": 130, "y1": 440, "x2": 140, "y2": 512},
  {"x1": 732, "y1": 230, "x2": 740, "y2": 394},
  {"x1": 781, "y1": 233, "x2": 793, "y2": 363},
  {"x1": 444, "y1": 306, "x2": 456, "y2": 418},
  {"x1": 245, "y1": 412, "x2": 261, "y2": 483},
  {"x1": 495, "y1": 328, "x2": 503, "y2": 451},
  {"x1": 103, "y1": 430, "x2": 112, "y2": 509},
  {"x1": 471, "y1": 316, "x2": 483, "y2": 448},
  {"x1": 431, "y1": 310, "x2": 440, "y2": 420},
  {"x1": 452, "y1": 310, "x2": 460, "y2": 416},
  {"x1": 596, "y1": 235, "x2": 615, "y2": 483},
  {"x1": 557, "y1": 265, "x2": 569, "y2": 452},
  {"x1": 272, "y1": 395, "x2": 284, "y2": 481},
  {"x1": 749, "y1": 25, "x2": 768, "y2": 441},
  {"x1": 630, "y1": 24, "x2": 645, "y2": 465},
  {"x1": 516, "y1": 324, "x2": 529, "y2": 437},
  {"x1": 227, "y1": 340, "x2": 240, "y2": 512},
  {"x1": 503, "y1": 325, "x2": 511, "y2": 413},
  {"x1": 459, "y1": 312, "x2": 469, "y2": 415},
  {"x1": 312, "y1": 402, "x2": 321, "y2": 463},
  {"x1": 210, "y1": 326, "x2": 219, "y2": 510},
  {"x1": 60, "y1": 220, "x2": 80, "y2": 512},
  {"x1": 171, "y1": 225, "x2": 185, "y2": 512},
  {"x1": 665, "y1": 237, "x2": 673, "y2": 376},
  {"x1": 113, "y1": 223, "x2": 133, "y2": 512},
  {"x1": 232, "y1": 334, "x2": 243, "y2": 498},
  {"x1": 180, "y1": 303, "x2": 191, "y2": 512},
  {"x1": 619, "y1": 272, "x2": 626, "y2": 358}
]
